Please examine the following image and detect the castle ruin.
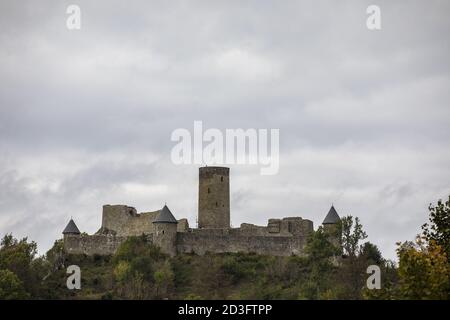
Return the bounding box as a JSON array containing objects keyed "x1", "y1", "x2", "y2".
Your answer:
[{"x1": 62, "y1": 166, "x2": 341, "y2": 257}]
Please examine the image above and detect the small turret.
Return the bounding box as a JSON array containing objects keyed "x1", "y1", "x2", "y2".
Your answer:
[
  {"x1": 322, "y1": 205, "x2": 341, "y2": 249},
  {"x1": 152, "y1": 205, "x2": 178, "y2": 256},
  {"x1": 62, "y1": 218, "x2": 81, "y2": 253},
  {"x1": 63, "y1": 218, "x2": 80, "y2": 236},
  {"x1": 322, "y1": 205, "x2": 340, "y2": 225}
]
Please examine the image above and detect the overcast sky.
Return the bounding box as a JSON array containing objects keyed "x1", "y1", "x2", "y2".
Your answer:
[{"x1": 0, "y1": 0, "x2": 449, "y2": 260}]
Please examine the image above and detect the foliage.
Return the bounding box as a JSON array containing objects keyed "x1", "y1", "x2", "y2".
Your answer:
[
  {"x1": 396, "y1": 237, "x2": 449, "y2": 299},
  {"x1": 112, "y1": 236, "x2": 168, "y2": 299},
  {"x1": 0, "y1": 269, "x2": 29, "y2": 299},
  {"x1": 153, "y1": 260, "x2": 174, "y2": 298},
  {"x1": 422, "y1": 195, "x2": 450, "y2": 261},
  {"x1": 340, "y1": 216, "x2": 368, "y2": 258},
  {"x1": 360, "y1": 242, "x2": 384, "y2": 265},
  {"x1": 0, "y1": 234, "x2": 44, "y2": 297},
  {"x1": 300, "y1": 226, "x2": 338, "y2": 299}
]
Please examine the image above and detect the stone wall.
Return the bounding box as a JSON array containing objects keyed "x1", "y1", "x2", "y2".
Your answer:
[
  {"x1": 176, "y1": 228, "x2": 309, "y2": 256},
  {"x1": 99, "y1": 204, "x2": 160, "y2": 236},
  {"x1": 239, "y1": 217, "x2": 313, "y2": 237},
  {"x1": 64, "y1": 222, "x2": 311, "y2": 257},
  {"x1": 177, "y1": 218, "x2": 189, "y2": 232},
  {"x1": 63, "y1": 234, "x2": 131, "y2": 255},
  {"x1": 64, "y1": 203, "x2": 313, "y2": 257},
  {"x1": 153, "y1": 223, "x2": 178, "y2": 256}
]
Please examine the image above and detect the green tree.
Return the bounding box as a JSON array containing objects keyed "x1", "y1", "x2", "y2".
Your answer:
[
  {"x1": 0, "y1": 234, "x2": 43, "y2": 297},
  {"x1": 0, "y1": 269, "x2": 29, "y2": 299},
  {"x1": 300, "y1": 227, "x2": 338, "y2": 299},
  {"x1": 360, "y1": 242, "x2": 384, "y2": 265},
  {"x1": 422, "y1": 195, "x2": 450, "y2": 261},
  {"x1": 45, "y1": 239, "x2": 64, "y2": 267},
  {"x1": 0, "y1": 234, "x2": 38, "y2": 275},
  {"x1": 336, "y1": 216, "x2": 374, "y2": 299},
  {"x1": 363, "y1": 259, "x2": 399, "y2": 300},
  {"x1": 340, "y1": 216, "x2": 368, "y2": 258},
  {"x1": 114, "y1": 261, "x2": 132, "y2": 282},
  {"x1": 154, "y1": 260, "x2": 174, "y2": 298},
  {"x1": 112, "y1": 236, "x2": 168, "y2": 299}
]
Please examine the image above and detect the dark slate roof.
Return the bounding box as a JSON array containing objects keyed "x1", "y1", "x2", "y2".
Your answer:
[
  {"x1": 153, "y1": 205, "x2": 178, "y2": 224},
  {"x1": 63, "y1": 219, "x2": 81, "y2": 234},
  {"x1": 322, "y1": 205, "x2": 341, "y2": 224}
]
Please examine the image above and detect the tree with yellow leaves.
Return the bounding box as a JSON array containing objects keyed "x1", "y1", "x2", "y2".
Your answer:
[{"x1": 397, "y1": 237, "x2": 449, "y2": 299}]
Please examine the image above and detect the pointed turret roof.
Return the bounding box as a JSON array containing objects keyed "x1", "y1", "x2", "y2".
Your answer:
[
  {"x1": 153, "y1": 205, "x2": 178, "y2": 224},
  {"x1": 322, "y1": 205, "x2": 341, "y2": 224},
  {"x1": 63, "y1": 219, "x2": 81, "y2": 234}
]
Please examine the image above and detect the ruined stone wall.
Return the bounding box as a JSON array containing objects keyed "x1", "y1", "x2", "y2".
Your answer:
[
  {"x1": 279, "y1": 217, "x2": 314, "y2": 236},
  {"x1": 176, "y1": 228, "x2": 309, "y2": 256},
  {"x1": 198, "y1": 167, "x2": 230, "y2": 229},
  {"x1": 239, "y1": 218, "x2": 313, "y2": 237},
  {"x1": 63, "y1": 234, "x2": 132, "y2": 255},
  {"x1": 100, "y1": 205, "x2": 159, "y2": 236},
  {"x1": 177, "y1": 218, "x2": 189, "y2": 232}
]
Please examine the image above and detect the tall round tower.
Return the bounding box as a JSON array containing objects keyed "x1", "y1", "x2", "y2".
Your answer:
[{"x1": 198, "y1": 166, "x2": 230, "y2": 229}]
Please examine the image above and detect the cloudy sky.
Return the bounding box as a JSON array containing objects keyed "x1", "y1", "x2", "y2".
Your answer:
[{"x1": 0, "y1": 0, "x2": 449, "y2": 260}]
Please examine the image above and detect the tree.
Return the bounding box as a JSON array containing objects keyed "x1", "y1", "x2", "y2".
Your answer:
[
  {"x1": 360, "y1": 242, "x2": 384, "y2": 265},
  {"x1": 0, "y1": 269, "x2": 29, "y2": 299},
  {"x1": 0, "y1": 234, "x2": 42, "y2": 297},
  {"x1": 0, "y1": 234, "x2": 38, "y2": 276},
  {"x1": 112, "y1": 236, "x2": 169, "y2": 299},
  {"x1": 154, "y1": 260, "x2": 174, "y2": 298},
  {"x1": 45, "y1": 239, "x2": 64, "y2": 267},
  {"x1": 363, "y1": 259, "x2": 399, "y2": 300},
  {"x1": 340, "y1": 216, "x2": 368, "y2": 258},
  {"x1": 397, "y1": 237, "x2": 449, "y2": 299},
  {"x1": 300, "y1": 227, "x2": 339, "y2": 299},
  {"x1": 336, "y1": 216, "x2": 372, "y2": 299},
  {"x1": 422, "y1": 195, "x2": 450, "y2": 261},
  {"x1": 114, "y1": 261, "x2": 132, "y2": 282}
]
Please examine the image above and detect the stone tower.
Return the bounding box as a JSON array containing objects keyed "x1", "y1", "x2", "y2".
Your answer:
[
  {"x1": 62, "y1": 218, "x2": 81, "y2": 253},
  {"x1": 322, "y1": 205, "x2": 341, "y2": 249},
  {"x1": 152, "y1": 205, "x2": 178, "y2": 256},
  {"x1": 198, "y1": 166, "x2": 230, "y2": 229}
]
